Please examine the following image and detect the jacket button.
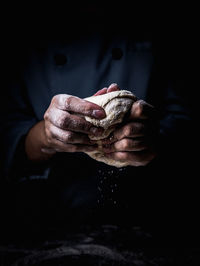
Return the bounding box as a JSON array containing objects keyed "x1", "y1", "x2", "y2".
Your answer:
[
  {"x1": 112, "y1": 48, "x2": 123, "y2": 60},
  {"x1": 54, "y1": 54, "x2": 67, "y2": 66}
]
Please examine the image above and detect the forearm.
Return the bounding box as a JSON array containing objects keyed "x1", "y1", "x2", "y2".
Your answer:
[{"x1": 25, "y1": 120, "x2": 55, "y2": 162}]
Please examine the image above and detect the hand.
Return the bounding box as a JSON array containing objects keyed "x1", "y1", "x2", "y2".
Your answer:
[
  {"x1": 42, "y1": 94, "x2": 106, "y2": 154},
  {"x1": 93, "y1": 83, "x2": 120, "y2": 96},
  {"x1": 102, "y1": 100, "x2": 158, "y2": 166}
]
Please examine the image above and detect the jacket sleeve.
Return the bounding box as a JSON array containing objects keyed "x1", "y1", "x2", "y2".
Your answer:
[{"x1": 0, "y1": 75, "x2": 50, "y2": 182}]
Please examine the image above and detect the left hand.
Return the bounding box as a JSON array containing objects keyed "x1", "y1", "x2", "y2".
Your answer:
[{"x1": 102, "y1": 99, "x2": 158, "y2": 166}]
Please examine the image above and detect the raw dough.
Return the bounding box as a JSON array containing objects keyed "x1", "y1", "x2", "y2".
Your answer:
[{"x1": 84, "y1": 90, "x2": 137, "y2": 167}]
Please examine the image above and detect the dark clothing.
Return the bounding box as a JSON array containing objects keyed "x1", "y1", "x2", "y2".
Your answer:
[{"x1": 1, "y1": 34, "x2": 192, "y2": 178}]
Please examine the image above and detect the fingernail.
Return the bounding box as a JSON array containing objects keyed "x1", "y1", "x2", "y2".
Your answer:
[{"x1": 92, "y1": 110, "x2": 105, "y2": 119}]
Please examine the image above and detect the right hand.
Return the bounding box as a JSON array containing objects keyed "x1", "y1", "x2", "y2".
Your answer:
[{"x1": 43, "y1": 94, "x2": 106, "y2": 154}]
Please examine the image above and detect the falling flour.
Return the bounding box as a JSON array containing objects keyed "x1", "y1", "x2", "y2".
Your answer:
[{"x1": 97, "y1": 168, "x2": 127, "y2": 206}]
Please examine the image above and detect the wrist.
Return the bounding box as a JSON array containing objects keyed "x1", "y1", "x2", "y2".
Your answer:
[{"x1": 25, "y1": 120, "x2": 55, "y2": 162}]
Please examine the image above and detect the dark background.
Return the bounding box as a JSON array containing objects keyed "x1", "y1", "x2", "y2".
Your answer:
[
  {"x1": 0, "y1": 2, "x2": 199, "y2": 265},
  {"x1": 1, "y1": 0, "x2": 198, "y2": 235}
]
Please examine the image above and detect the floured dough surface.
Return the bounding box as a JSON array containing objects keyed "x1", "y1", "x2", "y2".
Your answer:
[
  {"x1": 84, "y1": 90, "x2": 137, "y2": 167},
  {"x1": 85, "y1": 90, "x2": 136, "y2": 140},
  {"x1": 87, "y1": 148, "x2": 131, "y2": 168}
]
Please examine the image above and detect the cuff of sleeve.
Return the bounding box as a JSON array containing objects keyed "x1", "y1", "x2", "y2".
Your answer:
[{"x1": 8, "y1": 135, "x2": 52, "y2": 183}]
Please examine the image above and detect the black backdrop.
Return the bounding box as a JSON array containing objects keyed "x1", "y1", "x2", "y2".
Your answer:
[{"x1": 0, "y1": 0, "x2": 198, "y2": 245}]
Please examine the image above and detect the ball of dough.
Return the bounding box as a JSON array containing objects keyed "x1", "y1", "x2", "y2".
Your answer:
[
  {"x1": 84, "y1": 90, "x2": 137, "y2": 167},
  {"x1": 85, "y1": 90, "x2": 136, "y2": 140}
]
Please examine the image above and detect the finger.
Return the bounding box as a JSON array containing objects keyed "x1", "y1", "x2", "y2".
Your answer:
[
  {"x1": 49, "y1": 138, "x2": 97, "y2": 153},
  {"x1": 101, "y1": 121, "x2": 148, "y2": 147},
  {"x1": 102, "y1": 122, "x2": 146, "y2": 145},
  {"x1": 93, "y1": 83, "x2": 120, "y2": 96},
  {"x1": 113, "y1": 122, "x2": 146, "y2": 140},
  {"x1": 54, "y1": 94, "x2": 106, "y2": 119},
  {"x1": 93, "y1": 87, "x2": 108, "y2": 96},
  {"x1": 130, "y1": 100, "x2": 156, "y2": 120},
  {"x1": 107, "y1": 83, "x2": 120, "y2": 93},
  {"x1": 105, "y1": 150, "x2": 156, "y2": 166},
  {"x1": 105, "y1": 151, "x2": 131, "y2": 161},
  {"x1": 45, "y1": 110, "x2": 103, "y2": 135},
  {"x1": 47, "y1": 125, "x2": 93, "y2": 145},
  {"x1": 41, "y1": 147, "x2": 57, "y2": 154},
  {"x1": 103, "y1": 138, "x2": 148, "y2": 153}
]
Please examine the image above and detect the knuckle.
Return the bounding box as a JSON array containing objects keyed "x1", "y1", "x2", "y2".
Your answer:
[
  {"x1": 52, "y1": 95, "x2": 58, "y2": 103},
  {"x1": 118, "y1": 152, "x2": 128, "y2": 161},
  {"x1": 65, "y1": 131, "x2": 74, "y2": 142},
  {"x1": 136, "y1": 100, "x2": 144, "y2": 116},
  {"x1": 48, "y1": 125, "x2": 56, "y2": 139},
  {"x1": 121, "y1": 139, "x2": 130, "y2": 150},
  {"x1": 65, "y1": 96, "x2": 73, "y2": 109},
  {"x1": 133, "y1": 122, "x2": 144, "y2": 135},
  {"x1": 47, "y1": 137, "x2": 52, "y2": 145},
  {"x1": 83, "y1": 102, "x2": 94, "y2": 113},
  {"x1": 44, "y1": 110, "x2": 49, "y2": 121},
  {"x1": 46, "y1": 133, "x2": 52, "y2": 144},
  {"x1": 59, "y1": 131, "x2": 66, "y2": 142},
  {"x1": 71, "y1": 145, "x2": 78, "y2": 152},
  {"x1": 132, "y1": 140, "x2": 140, "y2": 149},
  {"x1": 57, "y1": 116, "x2": 67, "y2": 128},
  {"x1": 124, "y1": 125, "x2": 132, "y2": 137},
  {"x1": 51, "y1": 95, "x2": 61, "y2": 107},
  {"x1": 134, "y1": 123, "x2": 140, "y2": 132},
  {"x1": 78, "y1": 120, "x2": 90, "y2": 132},
  {"x1": 44, "y1": 128, "x2": 51, "y2": 143}
]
